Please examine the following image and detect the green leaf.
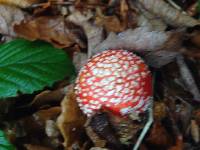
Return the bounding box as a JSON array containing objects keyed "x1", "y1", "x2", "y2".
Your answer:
[
  {"x1": 0, "y1": 39, "x2": 75, "y2": 98},
  {"x1": 0, "y1": 130, "x2": 15, "y2": 150}
]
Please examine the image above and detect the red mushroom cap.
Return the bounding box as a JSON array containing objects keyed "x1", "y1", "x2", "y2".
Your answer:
[{"x1": 75, "y1": 50, "x2": 152, "y2": 117}]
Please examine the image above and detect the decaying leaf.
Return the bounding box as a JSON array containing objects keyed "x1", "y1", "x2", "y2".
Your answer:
[
  {"x1": 92, "y1": 27, "x2": 183, "y2": 67},
  {"x1": 0, "y1": 0, "x2": 38, "y2": 8},
  {"x1": 153, "y1": 101, "x2": 167, "y2": 120},
  {"x1": 109, "y1": 113, "x2": 143, "y2": 145},
  {"x1": 67, "y1": 10, "x2": 104, "y2": 57},
  {"x1": 135, "y1": 0, "x2": 200, "y2": 27},
  {"x1": 95, "y1": 8, "x2": 125, "y2": 32},
  {"x1": 14, "y1": 16, "x2": 86, "y2": 48},
  {"x1": 30, "y1": 89, "x2": 66, "y2": 109},
  {"x1": 86, "y1": 112, "x2": 123, "y2": 149},
  {"x1": 190, "y1": 120, "x2": 199, "y2": 143},
  {"x1": 56, "y1": 85, "x2": 86, "y2": 148},
  {"x1": 0, "y1": 4, "x2": 24, "y2": 37},
  {"x1": 90, "y1": 147, "x2": 110, "y2": 150},
  {"x1": 146, "y1": 121, "x2": 172, "y2": 147},
  {"x1": 168, "y1": 136, "x2": 183, "y2": 150},
  {"x1": 24, "y1": 144, "x2": 53, "y2": 150},
  {"x1": 85, "y1": 126, "x2": 107, "y2": 147},
  {"x1": 33, "y1": 107, "x2": 61, "y2": 127}
]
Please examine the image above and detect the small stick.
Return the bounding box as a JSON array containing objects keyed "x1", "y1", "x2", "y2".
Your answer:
[{"x1": 133, "y1": 99, "x2": 154, "y2": 150}]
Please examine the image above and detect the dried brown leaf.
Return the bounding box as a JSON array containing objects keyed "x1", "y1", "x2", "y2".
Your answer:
[
  {"x1": 85, "y1": 126, "x2": 107, "y2": 147},
  {"x1": 109, "y1": 113, "x2": 142, "y2": 145},
  {"x1": 153, "y1": 101, "x2": 167, "y2": 120},
  {"x1": 24, "y1": 144, "x2": 53, "y2": 150},
  {"x1": 0, "y1": 0, "x2": 38, "y2": 8},
  {"x1": 146, "y1": 121, "x2": 172, "y2": 147},
  {"x1": 14, "y1": 16, "x2": 86, "y2": 48},
  {"x1": 90, "y1": 147, "x2": 110, "y2": 150},
  {"x1": 168, "y1": 136, "x2": 183, "y2": 150},
  {"x1": 190, "y1": 120, "x2": 199, "y2": 143},
  {"x1": 94, "y1": 27, "x2": 169, "y2": 54},
  {"x1": 33, "y1": 107, "x2": 61, "y2": 126},
  {"x1": 67, "y1": 10, "x2": 104, "y2": 57},
  {"x1": 0, "y1": 4, "x2": 24, "y2": 37},
  {"x1": 30, "y1": 89, "x2": 65, "y2": 109},
  {"x1": 136, "y1": 0, "x2": 200, "y2": 27},
  {"x1": 56, "y1": 85, "x2": 86, "y2": 148},
  {"x1": 86, "y1": 113, "x2": 123, "y2": 149},
  {"x1": 95, "y1": 8, "x2": 125, "y2": 32}
]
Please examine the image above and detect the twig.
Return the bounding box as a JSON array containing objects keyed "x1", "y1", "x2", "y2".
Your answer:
[
  {"x1": 176, "y1": 55, "x2": 200, "y2": 101},
  {"x1": 133, "y1": 99, "x2": 153, "y2": 150}
]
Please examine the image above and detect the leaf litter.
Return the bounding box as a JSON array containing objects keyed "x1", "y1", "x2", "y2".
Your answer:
[{"x1": 1, "y1": 0, "x2": 200, "y2": 150}]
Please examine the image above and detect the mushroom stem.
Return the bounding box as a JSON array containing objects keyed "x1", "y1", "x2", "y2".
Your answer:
[{"x1": 133, "y1": 99, "x2": 154, "y2": 150}]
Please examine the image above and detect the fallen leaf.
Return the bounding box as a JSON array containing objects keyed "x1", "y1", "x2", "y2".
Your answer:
[
  {"x1": 32, "y1": 107, "x2": 61, "y2": 127},
  {"x1": 95, "y1": 8, "x2": 125, "y2": 32},
  {"x1": 24, "y1": 144, "x2": 53, "y2": 150},
  {"x1": 94, "y1": 27, "x2": 184, "y2": 53},
  {"x1": 190, "y1": 120, "x2": 199, "y2": 143},
  {"x1": 56, "y1": 85, "x2": 86, "y2": 149},
  {"x1": 0, "y1": 0, "x2": 38, "y2": 8},
  {"x1": 90, "y1": 147, "x2": 110, "y2": 150},
  {"x1": 153, "y1": 102, "x2": 167, "y2": 120},
  {"x1": 135, "y1": 0, "x2": 200, "y2": 27},
  {"x1": 168, "y1": 136, "x2": 183, "y2": 150},
  {"x1": 30, "y1": 89, "x2": 66, "y2": 109},
  {"x1": 14, "y1": 16, "x2": 86, "y2": 48},
  {"x1": 109, "y1": 113, "x2": 143, "y2": 145},
  {"x1": 87, "y1": 112, "x2": 123, "y2": 149},
  {"x1": 45, "y1": 120, "x2": 60, "y2": 138},
  {"x1": 145, "y1": 50, "x2": 179, "y2": 68},
  {"x1": 85, "y1": 126, "x2": 107, "y2": 147},
  {"x1": 146, "y1": 121, "x2": 172, "y2": 147},
  {"x1": 67, "y1": 10, "x2": 104, "y2": 57},
  {"x1": 0, "y1": 4, "x2": 24, "y2": 37}
]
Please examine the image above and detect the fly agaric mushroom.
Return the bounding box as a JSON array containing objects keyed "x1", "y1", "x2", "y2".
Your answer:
[{"x1": 75, "y1": 50, "x2": 152, "y2": 117}]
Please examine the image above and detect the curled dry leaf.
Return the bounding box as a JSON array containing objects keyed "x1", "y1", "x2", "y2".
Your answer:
[
  {"x1": 136, "y1": 0, "x2": 200, "y2": 27},
  {"x1": 87, "y1": 113, "x2": 123, "y2": 149},
  {"x1": 145, "y1": 50, "x2": 179, "y2": 68},
  {"x1": 85, "y1": 125, "x2": 107, "y2": 147},
  {"x1": 94, "y1": 27, "x2": 169, "y2": 53},
  {"x1": 95, "y1": 8, "x2": 125, "y2": 32},
  {"x1": 190, "y1": 120, "x2": 199, "y2": 143},
  {"x1": 56, "y1": 85, "x2": 86, "y2": 148},
  {"x1": 14, "y1": 16, "x2": 86, "y2": 48},
  {"x1": 136, "y1": 2, "x2": 167, "y2": 31},
  {"x1": 0, "y1": 0, "x2": 38, "y2": 8},
  {"x1": 30, "y1": 89, "x2": 65, "y2": 109},
  {"x1": 67, "y1": 10, "x2": 104, "y2": 57},
  {"x1": 24, "y1": 144, "x2": 53, "y2": 150},
  {"x1": 0, "y1": 4, "x2": 24, "y2": 37},
  {"x1": 108, "y1": 113, "x2": 143, "y2": 145}
]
